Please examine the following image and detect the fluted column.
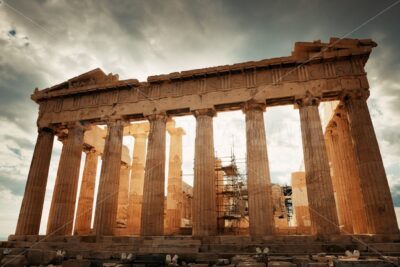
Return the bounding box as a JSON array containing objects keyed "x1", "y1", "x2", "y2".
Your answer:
[
  {"x1": 215, "y1": 159, "x2": 225, "y2": 233},
  {"x1": 192, "y1": 109, "x2": 217, "y2": 237},
  {"x1": 336, "y1": 111, "x2": 368, "y2": 234},
  {"x1": 46, "y1": 134, "x2": 67, "y2": 233},
  {"x1": 94, "y1": 120, "x2": 124, "y2": 236},
  {"x1": 74, "y1": 147, "x2": 98, "y2": 235},
  {"x1": 243, "y1": 101, "x2": 274, "y2": 236},
  {"x1": 47, "y1": 124, "x2": 85, "y2": 235},
  {"x1": 325, "y1": 124, "x2": 353, "y2": 234},
  {"x1": 116, "y1": 163, "x2": 130, "y2": 231},
  {"x1": 344, "y1": 89, "x2": 398, "y2": 234},
  {"x1": 165, "y1": 127, "x2": 185, "y2": 235},
  {"x1": 140, "y1": 114, "x2": 167, "y2": 236},
  {"x1": 15, "y1": 128, "x2": 54, "y2": 235},
  {"x1": 297, "y1": 96, "x2": 340, "y2": 236},
  {"x1": 127, "y1": 132, "x2": 148, "y2": 235}
]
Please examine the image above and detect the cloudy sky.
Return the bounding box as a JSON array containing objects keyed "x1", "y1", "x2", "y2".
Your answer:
[{"x1": 0, "y1": 0, "x2": 399, "y2": 239}]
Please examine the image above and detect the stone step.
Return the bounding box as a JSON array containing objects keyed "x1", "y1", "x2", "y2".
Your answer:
[
  {"x1": 138, "y1": 246, "x2": 199, "y2": 254},
  {"x1": 142, "y1": 239, "x2": 201, "y2": 246}
]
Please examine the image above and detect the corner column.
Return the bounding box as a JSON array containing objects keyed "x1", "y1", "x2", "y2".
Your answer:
[
  {"x1": 325, "y1": 124, "x2": 353, "y2": 233},
  {"x1": 47, "y1": 124, "x2": 85, "y2": 235},
  {"x1": 94, "y1": 120, "x2": 124, "y2": 236},
  {"x1": 127, "y1": 132, "x2": 148, "y2": 235},
  {"x1": 140, "y1": 114, "x2": 167, "y2": 236},
  {"x1": 336, "y1": 111, "x2": 368, "y2": 234},
  {"x1": 15, "y1": 128, "x2": 54, "y2": 235},
  {"x1": 192, "y1": 109, "x2": 217, "y2": 237},
  {"x1": 344, "y1": 89, "x2": 398, "y2": 234},
  {"x1": 242, "y1": 101, "x2": 275, "y2": 236},
  {"x1": 165, "y1": 126, "x2": 185, "y2": 235},
  {"x1": 297, "y1": 96, "x2": 340, "y2": 236},
  {"x1": 74, "y1": 146, "x2": 98, "y2": 235}
]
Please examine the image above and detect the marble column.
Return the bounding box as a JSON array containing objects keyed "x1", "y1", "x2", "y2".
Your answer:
[
  {"x1": 215, "y1": 158, "x2": 225, "y2": 233},
  {"x1": 192, "y1": 109, "x2": 217, "y2": 237},
  {"x1": 336, "y1": 111, "x2": 368, "y2": 234},
  {"x1": 140, "y1": 114, "x2": 167, "y2": 236},
  {"x1": 15, "y1": 128, "x2": 54, "y2": 235},
  {"x1": 116, "y1": 163, "x2": 130, "y2": 230},
  {"x1": 94, "y1": 120, "x2": 124, "y2": 236},
  {"x1": 47, "y1": 124, "x2": 85, "y2": 235},
  {"x1": 344, "y1": 89, "x2": 398, "y2": 234},
  {"x1": 297, "y1": 96, "x2": 340, "y2": 236},
  {"x1": 291, "y1": 172, "x2": 311, "y2": 232},
  {"x1": 165, "y1": 127, "x2": 185, "y2": 235},
  {"x1": 325, "y1": 124, "x2": 353, "y2": 234},
  {"x1": 46, "y1": 134, "x2": 67, "y2": 233},
  {"x1": 243, "y1": 101, "x2": 275, "y2": 236},
  {"x1": 127, "y1": 132, "x2": 148, "y2": 235},
  {"x1": 74, "y1": 147, "x2": 98, "y2": 235}
]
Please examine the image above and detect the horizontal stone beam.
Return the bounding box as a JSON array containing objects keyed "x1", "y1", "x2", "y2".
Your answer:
[{"x1": 32, "y1": 38, "x2": 375, "y2": 127}]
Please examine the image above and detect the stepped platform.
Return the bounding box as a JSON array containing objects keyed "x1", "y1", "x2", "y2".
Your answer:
[{"x1": 1, "y1": 235, "x2": 400, "y2": 266}]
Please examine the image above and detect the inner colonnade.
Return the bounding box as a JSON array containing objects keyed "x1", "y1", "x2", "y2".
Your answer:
[{"x1": 14, "y1": 38, "x2": 399, "y2": 240}]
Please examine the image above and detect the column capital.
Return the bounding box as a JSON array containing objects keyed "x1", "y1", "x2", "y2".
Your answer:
[
  {"x1": 168, "y1": 127, "x2": 186, "y2": 136},
  {"x1": 192, "y1": 108, "x2": 216, "y2": 118},
  {"x1": 295, "y1": 93, "x2": 321, "y2": 108},
  {"x1": 83, "y1": 144, "x2": 97, "y2": 154},
  {"x1": 341, "y1": 89, "x2": 370, "y2": 102},
  {"x1": 241, "y1": 101, "x2": 266, "y2": 113},
  {"x1": 37, "y1": 127, "x2": 55, "y2": 135},
  {"x1": 56, "y1": 131, "x2": 68, "y2": 143},
  {"x1": 146, "y1": 112, "x2": 168, "y2": 122},
  {"x1": 62, "y1": 121, "x2": 91, "y2": 132},
  {"x1": 132, "y1": 132, "x2": 148, "y2": 139},
  {"x1": 107, "y1": 119, "x2": 130, "y2": 128}
]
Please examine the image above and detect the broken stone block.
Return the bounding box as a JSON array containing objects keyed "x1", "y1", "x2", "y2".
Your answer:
[
  {"x1": 62, "y1": 259, "x2": 91, "y2": 267},
  {"x1": 0, "y1": 255, "x2": 28, "y2": 267},
  {"x1": 26, "y1": 249, "x2": 57, "y2": 265},
  {"x1": 292, "y1": 255, "x2": 310, "y2": 267},
  {"x1": 231, "y1": 255, "x2": 257, "y2": 264},
  {"x1": 216, "y1": 258, "x2": 230, "y2": 265},
  {"x1": 333, "y1": 259, "x2": 395, "y2": 266},
  {"x1": 267, "y1": 261, "x2": 295, "y2": 266}
]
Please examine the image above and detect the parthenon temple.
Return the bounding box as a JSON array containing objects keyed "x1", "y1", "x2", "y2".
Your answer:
[{"x1": 2, "y1": 37, "x2": 400, "y2": 265}]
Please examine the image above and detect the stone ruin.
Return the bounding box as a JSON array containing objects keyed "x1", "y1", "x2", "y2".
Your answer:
[{"x1": 1, "y1": 37, "x2": 400, "y2": 266}]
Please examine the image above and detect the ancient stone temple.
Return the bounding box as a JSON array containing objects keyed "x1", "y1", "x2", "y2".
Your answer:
[{"x1": 2, "y1": 37, "x2": 400, "y2": 266}]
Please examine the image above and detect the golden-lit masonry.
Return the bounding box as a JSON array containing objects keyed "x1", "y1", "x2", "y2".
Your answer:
[{"x1": 4, "y1": 38, "x2": 400, "y2": 264}]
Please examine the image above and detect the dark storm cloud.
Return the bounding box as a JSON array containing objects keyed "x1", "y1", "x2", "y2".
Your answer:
[
  {"x1": 6, "y1": 145, "x2": 21, "y2": 158},
  {"x1": 0, "y1": 59, "x2": 40, "y2": 131},
  {"x1": 219, "y1": 0, "x2": 400, "y2": 60},
  {"x1": 0, "y1": 174, "x2": 25, "y2": 196},
  {"x1": 8, "y1": 28, "x2": 15, "y2": 37},
  {"x1": 3, "y1": 134, "x2": 34, "y2": 150}
]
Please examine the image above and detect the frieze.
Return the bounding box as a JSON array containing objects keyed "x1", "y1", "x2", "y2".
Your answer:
[{"x1": 32, "y1": 38, "x2": 376, "y2": 126}]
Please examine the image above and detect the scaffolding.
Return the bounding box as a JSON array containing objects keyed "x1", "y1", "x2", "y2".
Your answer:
[{"x1": 215, "y1": 154, "x2": 249, "y2": 234}]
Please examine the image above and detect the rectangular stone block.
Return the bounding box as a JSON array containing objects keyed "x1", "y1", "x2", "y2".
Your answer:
[
  {"x1": 0, "y1": 255, "x2": 28, "y2": 267},
  {"x1": 62, "y1": 259, "x2": 91, "y2": 267},
  {"x1": 138, "y1": 247, "x2": 199, "y2": 253},
  {"x1": 333, "y1": 259, "x2": 394, "y2": 266},
  {"x1": 308, "y1": 263, "x2": 328, "y2": 267},
  {"x1": 26, "y1": 249, "x2": 57, "y2": 265},
  {"x1": 267, "y1": 261, "x2": 294, "y2": 267}
]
